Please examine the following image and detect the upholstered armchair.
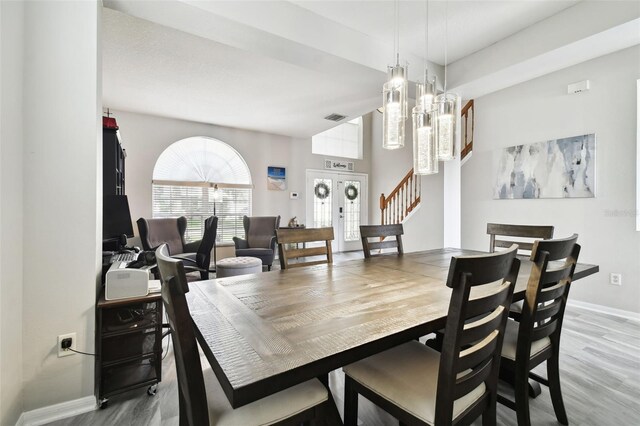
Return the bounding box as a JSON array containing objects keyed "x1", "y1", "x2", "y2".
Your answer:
[
  {"x1": 137, "y1": 216, "x2": 199, "y2": 254},
  {"x1": 233, "y1": 216, "x2": 280, "y2": 270}
]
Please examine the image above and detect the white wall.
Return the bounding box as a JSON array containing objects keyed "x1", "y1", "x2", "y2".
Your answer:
[
  {"x1": 0, "y1": 2, "x2": 24, "y2": 424},
  {"x1": 370, "y1": 111, "x2": 444, "y2": 252},
  {"x1": 21, "y1": 0, "x2": 101, "y2": 412},
  {"x1": 462, "y1": 46, "x2": 640, "y2": 313},
  {"x1": 113, "y1": 110, "x2": 372, "y2": 235},
  {"x1": 289, "y1": 114, "x2": 372, "y2": 226}
]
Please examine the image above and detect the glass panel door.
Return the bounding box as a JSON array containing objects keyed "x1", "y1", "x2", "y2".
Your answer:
[
  {"x1": 306, "y1": 170, "x2": 367, "y2": 253},
  {"x1": 343, "y1": 180, "x2": 361, "y2": 242},
  {"x1": 312, "y1": 178, "x2": 332, "y2": 228}
]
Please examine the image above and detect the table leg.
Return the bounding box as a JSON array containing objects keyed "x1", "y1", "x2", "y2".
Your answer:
[
  {"x1": 500, "y1": 369, "x2": 542, "y2": 398},
  {"x1": 318, "y1": 373, "x2": 344, "y2": 425}
]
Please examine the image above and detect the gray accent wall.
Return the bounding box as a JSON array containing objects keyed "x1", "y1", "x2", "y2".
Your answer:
[{"x1": 461, "y1": 46, "x2": 640, "y2": 313}]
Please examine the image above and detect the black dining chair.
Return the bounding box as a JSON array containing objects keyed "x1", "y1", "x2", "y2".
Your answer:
[
  {"x1": 172, "y1": 216, "x2": 217, "y2": 280},
  {"x1": 343, "y1": 245, "x2": 520, "y2": 426},
  {"x1": 487, "y1": 223, "x2": 555, "y2": 322},
  {"x1": 497, "y1": 234, "x2": 580, "y2": 426},
  {"x1": 359, "y1": 224, "x2": 404, "y2": 258},
  {"x1": 154, "y1": 244, "x2": 330, "y2": 425},
  {"x1": 487, "y1": 223, "x2": 554, "y2": 256}
]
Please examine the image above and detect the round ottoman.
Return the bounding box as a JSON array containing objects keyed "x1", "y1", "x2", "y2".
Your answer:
[{"x1": 216, "y1": 256, "x2": 262, "y2": 278}]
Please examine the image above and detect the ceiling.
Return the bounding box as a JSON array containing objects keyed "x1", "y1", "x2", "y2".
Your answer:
[
  {"x1": 102, "y1": 8, "x2": 383, "y2": 138},
  {"x1": 291, "y1": 1, "x2": 578, "y2": 65},
  {"x1": 102, "y1": 0, "x2": 638, "y2": 138}
]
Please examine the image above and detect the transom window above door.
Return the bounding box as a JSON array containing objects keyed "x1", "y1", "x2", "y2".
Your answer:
[
  {"x1": 312, "y1": 117, "x2": 363, "y2": 160},
  {"x1": 152, "y1": 137, "x2": 252, "y2": 243}
]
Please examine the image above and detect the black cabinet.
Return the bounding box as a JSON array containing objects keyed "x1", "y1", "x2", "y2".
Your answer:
[
  {"x1": 103, "y1": 128, "x2": 125, "y2": 196},
  {"x1": 96, "y1": 290, "x2": 162, "y2": 408}
]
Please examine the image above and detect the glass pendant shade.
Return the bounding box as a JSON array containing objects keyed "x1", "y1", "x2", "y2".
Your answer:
[
  {"x1": 412, "y1": 106, "x2": 438, "y2": 175},
  {"x1": 416, "y1": 75, "x2": 436, "y2": 112},
  {"x1": 382, "y1": 64, "x2": 408, "y2": 150},
  {"x1": 435, "y1": 93, "x2": 457, "y2": 161}
]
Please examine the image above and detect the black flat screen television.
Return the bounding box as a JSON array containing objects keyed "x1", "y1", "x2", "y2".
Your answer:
[{"x1": 103, "y1": 195, "x2": 134, "y2": 241}]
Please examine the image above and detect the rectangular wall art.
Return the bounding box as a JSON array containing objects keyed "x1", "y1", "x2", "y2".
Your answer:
[
  {"x1": 494, "y1": 134, "x2": 596, "y2": 199},
  {"x1": 267, "y1": 166, "x2": 286, "y2": 191}
]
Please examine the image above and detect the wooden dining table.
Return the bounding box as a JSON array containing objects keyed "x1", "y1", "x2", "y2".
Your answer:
[{"x1": 186, "y1": 248, "x2": 598, "y2": 413}]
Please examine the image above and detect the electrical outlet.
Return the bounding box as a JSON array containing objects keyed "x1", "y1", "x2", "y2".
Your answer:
[
  {"x1": 609, "y1": 273, "x2": 622, "y2": 286},
  {"x1": 58, "y1": 332, "x2": 77, "y2": 357}
]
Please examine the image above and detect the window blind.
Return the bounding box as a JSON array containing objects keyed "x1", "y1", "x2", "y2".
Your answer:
[{"x1": 152, "y1": 184, "x2": 251, "y2": 243}]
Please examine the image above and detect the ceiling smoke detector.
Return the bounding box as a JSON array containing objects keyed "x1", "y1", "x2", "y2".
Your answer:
[{"x1": 324, "y1": 113, "x2": 347, "y2": 122}]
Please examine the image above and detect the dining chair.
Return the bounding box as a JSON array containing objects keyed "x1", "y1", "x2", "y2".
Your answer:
[
  {"x1": 487, "y1": 223, "x2": 554, "y2": 255},
  {"x1": 154, "y1": 244, "x2": 329, "y2": 426},
  {"x1": 276, "y1": 227, "x2": 334, "y2": 270},
  {"x1": 497, "y1": 234, "x2": 580, "y2": 426},
  {"x1": 359, "y1": 224, "x2": 404, "y2": 258},
  {"x1": 487, "y1": 223, "x2": 554, "y2": 321},
  {"x1": 343, "y1": 245, "x2": 521, "y2": 426}
]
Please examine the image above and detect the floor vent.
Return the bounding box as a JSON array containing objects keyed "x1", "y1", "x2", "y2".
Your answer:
[{"x1": 324, "y1": 113, "x2": 347, "y2": 122}]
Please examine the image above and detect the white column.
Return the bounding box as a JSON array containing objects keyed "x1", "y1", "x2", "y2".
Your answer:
[
  {"x1": 21, "y1": 0, "x2": 101, "y2": 412},
  {"x1": 443, "y1": 96, "x2": 462, "y2": 248}
]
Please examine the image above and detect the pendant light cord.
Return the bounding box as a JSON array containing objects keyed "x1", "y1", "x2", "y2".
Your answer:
[
  {"x1": 444, "y1": 0, "x2": 448, "y2": 93},
  {"x1": 424, "y1": 0, "x2": 429, "y2": 80},
  {"x1": 395, "y1": 0, "x2": 400, "y2": 65}
]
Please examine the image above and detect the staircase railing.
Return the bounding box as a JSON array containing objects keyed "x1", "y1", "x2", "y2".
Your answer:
[
  {"x1": 380, "y1": 168, "x2": 421, "y2": 225},
  {"x1": 461, "y1": 99, "x2": 474, "y2": 160}
]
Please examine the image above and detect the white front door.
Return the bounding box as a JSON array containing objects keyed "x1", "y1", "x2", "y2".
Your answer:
[{"x1": 306, "y1": 170, "x2": 368, "y2": 252}]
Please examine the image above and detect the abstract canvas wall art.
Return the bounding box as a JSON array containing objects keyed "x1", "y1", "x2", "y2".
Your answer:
[{"x1": 494, "y1": 134, "x2": 595, "y2": 199}]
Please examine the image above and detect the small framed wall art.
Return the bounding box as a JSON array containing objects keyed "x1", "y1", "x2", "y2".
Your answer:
[{"x1": 267, "y1": 166, "x2": 286, "y2": 191}]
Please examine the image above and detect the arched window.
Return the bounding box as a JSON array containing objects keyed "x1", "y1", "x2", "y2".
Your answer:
[{"x1": 152, "y1": 137, "x2": 252, "y2": 243}]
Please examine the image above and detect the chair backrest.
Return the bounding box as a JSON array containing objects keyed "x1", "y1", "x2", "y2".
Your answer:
[
  {"x1": 137, "y1": 216, "x2": 188, "y2": 255},
  {"x1": 196, "y1": 216, "x2": 218, "y2": 270},
  {"x1": 436, "y1": 245, "x2": 520, "y2": 424},
  {"x1": 244, "y1": 216, "x2": 280, "y2": 248},
  {"x1": 359, "y1": 224, "x2": 404, "y2": 258},
  {"x1": 487, "y1": 223, "x2": 554, "y2": 255},
  {"x1": 155, "y1": 244, "x2": 208, "y2": 426},
  {"x1": 517, "y1": 235, "x2": 580, "y2": 359},
  {"x1": 276, "y1": 227, "x2": 334, "y2": 270}
]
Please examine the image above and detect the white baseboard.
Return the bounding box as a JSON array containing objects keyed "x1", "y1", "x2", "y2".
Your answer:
[
  {"x1": 19, "y1": 396, "x2": 95, "y2": 426},
  {"x1": 568, "y1": 299, "x2": 640, "y2": 322}
]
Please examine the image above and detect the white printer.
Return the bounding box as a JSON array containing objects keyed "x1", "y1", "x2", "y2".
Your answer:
[{"x1": 105, "y1": 262, "x2": 150, "y2": 300}]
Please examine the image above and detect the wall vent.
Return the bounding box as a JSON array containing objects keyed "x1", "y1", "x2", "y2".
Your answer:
[{"x1": 324, "y1": 113, "x2": 347, "y2": 122}]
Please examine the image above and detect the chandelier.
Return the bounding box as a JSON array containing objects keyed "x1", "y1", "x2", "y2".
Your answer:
[
  {"x1": 410, "y1": 0, "x2": 459, "y2": 172},
  {"x1": 382, "y1": 0, "x2": 408, "y2": 150}
]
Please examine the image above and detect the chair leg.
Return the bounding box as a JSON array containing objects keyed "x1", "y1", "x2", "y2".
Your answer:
[
  {"x1": 547, "y1": 349, "x2": 568, "y2": 425},
  {"x1": 344, "y1": 376, "x2": 359, "y2": 426},
  {"x1": 178, "y1": 385, "x2": 189, "y2": 426},
  {"x1": 267, "y1": 265, "x2": 272, "y2": 271},
  {"x1": 514, "y1": 367, "x2": 532, "y2": 426},
  {"x1": 482, "y1": 397, "x2": 497, "y2": 426}
]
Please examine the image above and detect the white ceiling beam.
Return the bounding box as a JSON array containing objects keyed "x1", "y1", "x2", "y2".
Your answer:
[
  {"x1": 448, "y1": 1, "x2": 640, "y2": 99},
  {"x1": 103, "y1": 0, "x2": 443, "y2": 86}
]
